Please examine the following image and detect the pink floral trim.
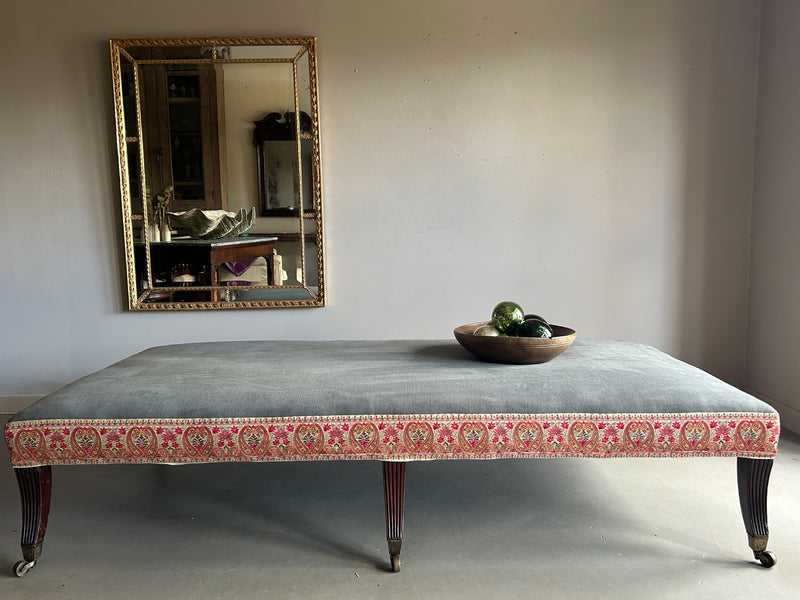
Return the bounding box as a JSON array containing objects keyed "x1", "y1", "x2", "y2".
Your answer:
[{"x1": 5, "y1": 412, "x2": 779, "y2": 467}]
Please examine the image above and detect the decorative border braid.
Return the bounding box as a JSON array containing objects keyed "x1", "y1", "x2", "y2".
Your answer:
[{"x1": 5, "y1": 412, "x2": 779, "y2": 467}]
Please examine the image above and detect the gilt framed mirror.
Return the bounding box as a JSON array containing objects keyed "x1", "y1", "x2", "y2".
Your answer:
[{"x1": 110, "y1": 37, "x2": 325, "y2": 310}]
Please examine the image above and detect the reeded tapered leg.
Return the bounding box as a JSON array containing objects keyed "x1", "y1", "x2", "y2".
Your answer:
[
  {"x1": 737, "y1": 457, "x2": 776, "y2": 567},
  {"x1": 13, "y1": 466, "x2": 52, "y2": 577},
  {"x1": 382, "y1": 461, "x2": 406, "y2": 572}
]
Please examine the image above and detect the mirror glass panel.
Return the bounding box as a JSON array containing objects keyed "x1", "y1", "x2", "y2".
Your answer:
[{"x1": 110, "y1": 37, "x2": 325, "y2": 309}]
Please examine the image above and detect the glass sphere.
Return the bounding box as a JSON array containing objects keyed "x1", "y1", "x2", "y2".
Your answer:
[
  {"x1": 473, "y1": 324, "x2": 500, "y2": 336},
  {"x1": 491, "y1": 301, "x2": 525, "y2": 334},
  {"x1": 517, "y1": 319, "x2": 553, "y2": 338}
]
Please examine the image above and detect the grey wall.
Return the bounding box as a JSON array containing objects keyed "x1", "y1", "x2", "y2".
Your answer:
[
  {"x1": 748, "y1": 0, "x2": 800, "y2": 432},
  {"x1": 0, "y1": 1, "x2": 772, "y2": 414}
]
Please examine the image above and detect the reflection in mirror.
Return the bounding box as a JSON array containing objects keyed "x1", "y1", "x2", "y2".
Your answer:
[
  {"x1": 253, "y1": 111, "x2": 313, "y2": 215},
  {"x1": 110, "y1": 37, "x2": 325, "y2": 310}
]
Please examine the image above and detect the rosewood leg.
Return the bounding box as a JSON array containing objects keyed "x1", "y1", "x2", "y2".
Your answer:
[
  {"x1": 737, "y1": 457, "x2": 776, "y2": 567},
  {"x1": 13, "y1": 466, "x2": 52, "y2": 577},
  {"x1": 382, "y1": 461, "x2": 406, "y2": 572}
]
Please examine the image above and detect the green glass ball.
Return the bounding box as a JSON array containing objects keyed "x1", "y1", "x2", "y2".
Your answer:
[
  {"x1": 523, "y1": 315, "x2": 553, "y2": 335},
  {"x1": 517, "y1": 319, "x2": 553, "y2": 338},
  {"x1": 491, "y1": 301, "x2": 525, "y2": 334},
  {"x1": 523, "y1": 313, "x2": 548, "y2": 325}
]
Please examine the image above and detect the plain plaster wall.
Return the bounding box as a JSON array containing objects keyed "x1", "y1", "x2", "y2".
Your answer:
[
  {"x1": 748, "y1": 0, "x2": 800, "y2": 432},
  {"x1": 1, "y1": 1, "x2": 762, "y2": 409}
]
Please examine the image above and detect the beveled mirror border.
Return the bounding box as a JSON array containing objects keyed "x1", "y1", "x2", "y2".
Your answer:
[{"x1": 110, "y1": 36, "x2": 325, "y2": 310}]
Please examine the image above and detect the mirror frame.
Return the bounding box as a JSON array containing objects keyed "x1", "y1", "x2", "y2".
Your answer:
[{"x1": 110, "y1": 36, "x2": 325, "y2": 310}]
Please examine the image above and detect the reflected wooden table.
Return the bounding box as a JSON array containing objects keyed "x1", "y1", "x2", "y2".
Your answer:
[{"x1": 143, "y1": 236, "x2": 278, "y2": 299}]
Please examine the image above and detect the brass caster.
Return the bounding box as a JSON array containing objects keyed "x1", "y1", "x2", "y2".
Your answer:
[
  {"x1": 754, "y1": 550, "x2": 776, "y2": 568},
  {"x1": 390, "y1": 554, "x2": 401, "y2": 573},
  {"x1": 13, "y1": 560, "x2": 35, "y2": 577}
]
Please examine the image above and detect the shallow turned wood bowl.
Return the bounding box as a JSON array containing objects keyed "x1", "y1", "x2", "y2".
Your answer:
[{"x1": 453, "y1": 322, "x2": 577, "y2": 364}]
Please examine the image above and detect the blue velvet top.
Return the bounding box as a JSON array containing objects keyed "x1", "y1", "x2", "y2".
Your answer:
[{"x1": 10, "y1": 339, "x2": 777, "y2": 422}]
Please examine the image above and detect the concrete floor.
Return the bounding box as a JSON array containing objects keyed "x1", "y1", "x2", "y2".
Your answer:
[{"x1": 1, "y1": 415, "x2": 798, "y2": 600}]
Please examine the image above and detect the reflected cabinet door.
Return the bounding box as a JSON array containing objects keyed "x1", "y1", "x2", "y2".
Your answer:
[{"x1": 139, "y1": 63, "x2": 226, "y2": 212}]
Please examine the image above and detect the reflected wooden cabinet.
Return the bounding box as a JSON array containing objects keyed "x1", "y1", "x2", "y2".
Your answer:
[{"x1": 138, "y1": 60, "x2": 227, "y2": 212}]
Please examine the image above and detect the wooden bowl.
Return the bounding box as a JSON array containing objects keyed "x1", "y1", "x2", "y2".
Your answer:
[{"x1": 453, "y1": 322, "x2": 577, "y2": 364}]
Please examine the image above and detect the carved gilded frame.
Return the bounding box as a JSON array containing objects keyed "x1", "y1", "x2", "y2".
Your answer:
[{"x1": 110, "y1": 37, "x2": 325, "y2": 310}]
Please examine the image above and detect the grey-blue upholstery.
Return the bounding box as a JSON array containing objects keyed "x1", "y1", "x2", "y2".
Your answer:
[{"x1": 10, "y1": 339, "x2": 776, "y2": 422}]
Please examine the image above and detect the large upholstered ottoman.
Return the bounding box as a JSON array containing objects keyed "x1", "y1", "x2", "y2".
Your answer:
[{"x1": 5, "y1": 339, "x2": 779, "y2": 576}]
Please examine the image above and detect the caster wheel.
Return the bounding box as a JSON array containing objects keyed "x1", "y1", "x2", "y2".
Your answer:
[
  {"x1": 754, "y1": 550, "x2": 777, "y2": 568},
  {"x1": 13, "y1": 560, "x2": 35, "y2": 578},
  {"x1": 390, "y1": 555, "x2": 401, "y2": 573}
]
